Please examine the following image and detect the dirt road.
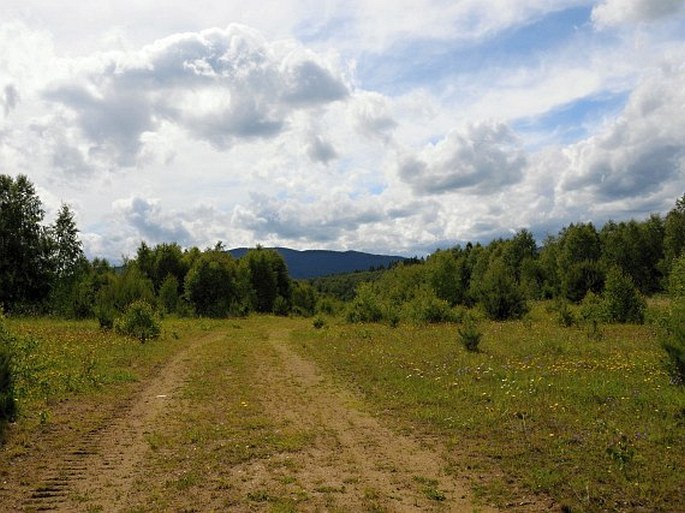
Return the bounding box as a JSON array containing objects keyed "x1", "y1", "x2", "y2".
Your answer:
[{"x1": 1, "y1": 324, "x2": 496, "y2": 512}]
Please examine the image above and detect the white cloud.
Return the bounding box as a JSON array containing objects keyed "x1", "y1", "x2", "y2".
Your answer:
[
  {"x1": 113, "y1": 196, "x2": 193, "y2": 245},
  {"x1": 351, "y1": 91, "x2": 398, "y2": 142},
  {"x1": 592, "y1": 0, "x2": 685, "y2": 27},
  {"x1": 560, "y1": 64, "x2": 685, "y2": 201},
  {"x1": 324, "y1": 0, "x2": 590, "y2": 53},
  {"x1": 40, "y1": 24, "x2": 351, "y2": 169},
  {"x1": 306, "y1": 135, "x2": 338, "y2": 164},
  {"x1": 397, "y1": 121, "x2": 527, "y2": 195},
  {"x1": 2, "y1": 4, "x2": 685, "y2": 260}
]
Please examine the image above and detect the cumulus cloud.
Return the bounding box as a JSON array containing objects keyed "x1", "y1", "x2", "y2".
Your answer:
[
  {"x1": 592, "y1": 0, "x2": 685, "y2": 27},
  {"x1": 113, "y1": 196, "x2": 193, "y2": 245},
  {"x1": 282, "y1": 60, "x2": 348, "y2": 106},
  {"x1": 2, "y1": 85, "x2": 19, "y2": 117},
  {"x1": 45, "y1": 85, "x2": 155, "y2": 166},
  {"x1": 43, "y1": 24, "x2": 351, "y2": 166},
  {"x1": 397, "y1": 121, "x2": 526, "y2": 195},
  {"x1": 3, "y1": 6, "x2": 685, "y2": 259},
  {"x1": 560, "y1": 64, "x2": 685, "y2": 200},
  {"x1": 306, "y1": 135, "x2": 338, "y2": 163},
  {"x1": 352, "y1": 92, "x2": 397, "y2": 142},
  {"x1": 233, "y1": 192, "x2": 418, "y2": 244}
]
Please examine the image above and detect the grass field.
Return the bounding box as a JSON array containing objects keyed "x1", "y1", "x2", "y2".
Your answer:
[
  {"x1": 5, "y1": 317, "x2": 194, "y2": 431},
  {"x1": 292, "y1": 303, "x2": 685, "y2": 512},
  {"x1": 1, "y1": 307, "x2": 684, "y2": 512}
]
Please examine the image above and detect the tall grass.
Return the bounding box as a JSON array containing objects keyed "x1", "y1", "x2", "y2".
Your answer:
[{"x1": 5, "y1": 317, "x2": 190, "y2": 426}]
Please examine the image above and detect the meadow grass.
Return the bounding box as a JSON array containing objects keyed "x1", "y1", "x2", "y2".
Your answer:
[
  {"x1": 292, "y1": 303, "x2": 685, "y2": 512},
  {"x1": 4, "y1": 312, "x2": 683, "y2": 512},
  {"x1": 6, "y1": 316, "x2": 195, "y2": 427}
]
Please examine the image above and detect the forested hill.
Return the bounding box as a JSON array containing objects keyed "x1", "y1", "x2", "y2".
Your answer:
[{"x1": 228, "y1": 247, "x2": 407, "y2": 279}]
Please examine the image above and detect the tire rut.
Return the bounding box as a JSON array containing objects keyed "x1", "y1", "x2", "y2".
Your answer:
[
  {"x1": 243, "y1": 328, "x2": 499, "y2": 513},
  {"x1": 16, "y1": 332, "x2": 221, "y2": 513}
]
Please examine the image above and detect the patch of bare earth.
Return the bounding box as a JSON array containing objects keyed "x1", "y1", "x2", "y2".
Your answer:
[{"x1": 230, "y1": 328, "x2": 500, "y2": 512}]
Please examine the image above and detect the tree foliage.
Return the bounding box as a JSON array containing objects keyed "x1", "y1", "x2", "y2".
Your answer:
[
  {"x1": 602, "y1": 266, "x2": 645, "y2": 324},
  {"x1": 663, "y1": 194, "x2": 685, "y2": 274},
  {"x1": 477, "y1": 258, "x2": 528, "y2": 321},
  {"x1": 184, "y1": 250, "x2": 241, "y2": 317},
  {"x1": 242, "y1": 247, "x2": 283, "y2": 313},
  {"x1": 0, "y1": 175, "x2": 52, "y2": 310},
  {"x1": 663, "y1": 253, "x2": 685, "y2": 384},
  {"x1": 557, "y1": 223, "x2": 604, "y2": 302},
  {"x1": 2, "y1": 173, "x2": 685, "y2": 329},
  {"x1": 114, "y1": 300, "x2": 161, "y2": 342}
]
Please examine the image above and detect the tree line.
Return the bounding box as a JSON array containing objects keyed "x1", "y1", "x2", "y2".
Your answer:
[
  {"x1": 0, "y1": 175, "x2": 317, "y2": 322},
  {"x1": 2, "y1": 173, "x2": 685, "y2": 326},
  {"x1": 316, "y1": 197, "x2": 685, "y2": 325}
]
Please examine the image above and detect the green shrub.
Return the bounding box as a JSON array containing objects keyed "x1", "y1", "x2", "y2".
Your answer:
[
  {"x1": 668, "y1": 254, "x2": 685, "y2": 300},
  {"x1": 478, "y1": 258, "x2": 528, "y2": 321},
  {"x1": 579, "y1": 291, "x2": 605, "y2": 321},
  {"x1": 312, "y1": 316, "x2": 326, "y2": 329},
  {"x1": 0, "y1": 314, "x2": 17, "y2": 426},
  {"x1": 663, "y1": 298, "x2": 685, "y2": 385},
  {"x1": 346, "y1": 283, "x2": 383, "y2": 323},
  {"x1": 579, "y1": 291, "x2": 605, "y2": 340},
  {"x1": 316, "y1": 296, "x2": 340, "y2": 316},
  {"x1": 159, "y1": 274, "x2": 180, "y2": 314},
  {"x1": 273, "y1": 296, "x2": 290, "y2": 316},
  {"x1": 292, "y1": 281, "x2": 317, "y2": 317},
  {"x1": 94, "y1": 302, "x2": 116, "y2": 330},
  {"x1": 562, "y1": 260, "x2": 605, "y2": 303},
  {"x1": 458, "y1": 314, "x2": 482, "y2": 352},
  {"x1": 403, "y1": 287, "x2": 455, "y2": 324},
  {"x1": 602, "y1": 267, "x2": 645, "y2": 324},
  {"x1": 114, "y1": 301, "x2": 161, "y2": 342},
  {"x1": 553, "y1": 298, "x2": 576, "y2": 327},
  {"x1": 662, "y1": 331, "x2": 685, "y2": 386}
]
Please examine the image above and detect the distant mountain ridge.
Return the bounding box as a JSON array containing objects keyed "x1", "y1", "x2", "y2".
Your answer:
[{"x1": 228, "y1": 247, "x2": 408, "y2": 279}]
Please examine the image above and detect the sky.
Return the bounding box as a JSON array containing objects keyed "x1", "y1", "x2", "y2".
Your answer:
[{"x1": 1, "y1": 0, "x2": 685, "y2": 261}]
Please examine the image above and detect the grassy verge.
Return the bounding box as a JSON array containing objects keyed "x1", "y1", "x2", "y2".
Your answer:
[
  {"x1": 5, "y1": 316, "x2": 193, "y2": 429},
  {"x1": 291, "y1": 303, "x2": 685, "y2": 512}
]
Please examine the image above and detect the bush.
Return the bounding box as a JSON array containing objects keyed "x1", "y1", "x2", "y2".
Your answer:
[
  {"x1": 94, "y1": 302, "x2": 116, "y2": 330},
  {"x1": 403, "y1": 287, "x2": 456, "y2": 324},
  {"x1": 184, "y1": 251, "x2": 241, "y2": 318},
  {"x1": 579, "y1": 291, "x2": 604, "y2": 320},
  {"x1": 478, "y1": 259, "x2": 528, "y2": 321},
  {"x1": 668, "y1": 254, "x2": 685, "y2": 300},
  {"x1": 458, "y1": 314, "x2": 482, "y2": 352},
  {"x1": 312, "y1": 316, "x2": 326, "y2": 329},
  {"x1": 555, "y1": 299, "x2": 576, "y2": 327},
  {"x1": 273, "y1": 296, "x2": 290, "y2": 316},
  {"x1": 602, "y1": 267, "x2": 645, "y2": 324},
  {"x1": 0, "y1": 314, "x2": 17, "y2": 426},
  {"x1": 292, "y1": 281, "x2": 317, "y2": 317},
  {"x1": 158, "y1": 274, "x2": 180, "y2": 314},
  {"x1": 562, "y1": 260, "x2": 605, "y2": 303},
  {"x1": 663, "y1": 259, "x2": 685, "y2": 384},
  {"x1": 579, "y1": 291, "x2": 604, "y2": 340},
  {"x1": 346, "y1": 283, "x2": 383, "y2": 323},
  {"x1": 114, "y1": 301, "x2": 161, "y2": 342},
  {"x1": 316, "y1": 296, "x2": 340, "y2": 316}
]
